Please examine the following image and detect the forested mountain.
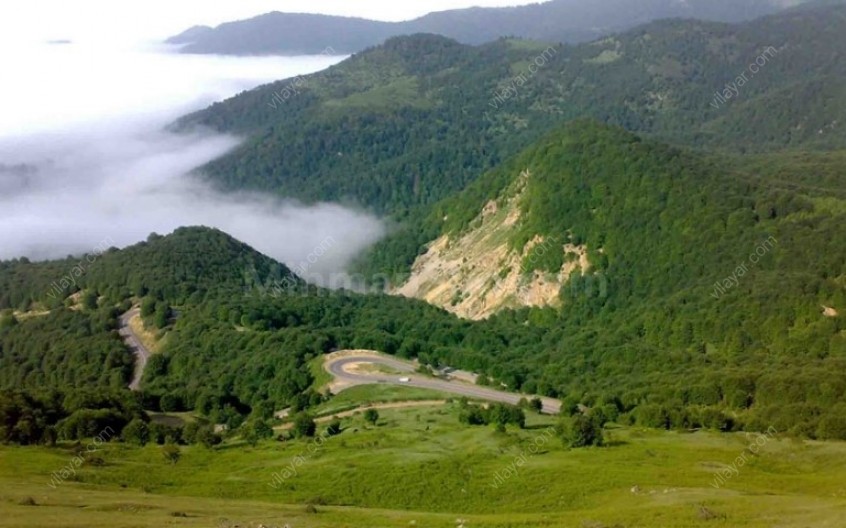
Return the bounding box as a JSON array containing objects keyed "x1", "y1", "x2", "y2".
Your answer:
[
  {"x1": 4, "y1": 119, "x2": 846, "y2": 440},
  {"x1": 165, "y1": 25, "x2": 214, "y2": 45},
  {"x1": 177, "y1": 3, "x2": 846, "y2": 221},
  {"x1": 4, "y1": 1, "x2": 846, "y2": 448},
  {"x1": 167, "y1": 0, "x2": 792, "y2": 55},
  {"x1": 0, "y1": 226, "x2": 476, "y2": 410},
  {"x1": 389, "y1": 121, "x2": 846, "y2": 436}
]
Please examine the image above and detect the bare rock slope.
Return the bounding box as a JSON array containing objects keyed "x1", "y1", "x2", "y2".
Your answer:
[{"x1": 393, "y1": 170, "x2": 591, "y2": 319}]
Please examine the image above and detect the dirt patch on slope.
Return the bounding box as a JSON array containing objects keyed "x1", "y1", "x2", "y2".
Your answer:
[
  {"x1": 393, "y1": 170, "x2": 590, "y2": 320},
  {"x1": 822, "y1": 305, "x2": 839, "y2": 317},
  {"x1": 128, "y1": 313, "x2": 161, "y2": 353}
]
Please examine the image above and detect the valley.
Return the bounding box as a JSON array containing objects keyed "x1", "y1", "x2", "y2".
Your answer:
[{"x1": 2, "y1": 1, "x2": 846, "y2": 526}]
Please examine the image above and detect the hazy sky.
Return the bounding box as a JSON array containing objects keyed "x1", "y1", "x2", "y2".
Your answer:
[{"x1": 0, "y1": 1, "x2": 538, "y2": 45}]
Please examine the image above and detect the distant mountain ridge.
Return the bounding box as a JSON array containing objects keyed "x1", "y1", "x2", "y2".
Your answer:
[{"x1": 167, "y1": 0, "x2": 796, "y2": 55}]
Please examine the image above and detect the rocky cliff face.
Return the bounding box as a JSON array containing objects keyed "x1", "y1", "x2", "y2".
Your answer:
[{"x1": 393, "y1": 170, "x2": 591, "y2": 320}]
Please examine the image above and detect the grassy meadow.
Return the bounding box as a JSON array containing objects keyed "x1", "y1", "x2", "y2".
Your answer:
[{"x1": 2, "y1": 397, "x2": 846, "y2": 527}]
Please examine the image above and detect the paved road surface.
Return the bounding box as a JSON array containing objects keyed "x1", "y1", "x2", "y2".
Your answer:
[
  {"x1": 325, "y1": 354, "x2": 561, "y2": 414},
  {"x1": 119, "y1": 308, "x2": 150, "y2": 391}
]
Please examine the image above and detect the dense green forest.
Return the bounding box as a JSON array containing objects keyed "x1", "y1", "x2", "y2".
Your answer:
[
  {"x1": 0, "y1": 308, "x2": 132, "y2": 390},
  {"x1": 0, "y1": 388, "x2": 144, "y2": 445},
  {"x1": 0, "y1": 227, "x2": 294, "y2": 312},
  {"x1": 178, "y1": 4, "x2": 846, "y2": 220},
  {"x1": 0, "y1": 386, "x2": 230, "y2": 447},
  {"x1": 394, "y1": 122, "x2": 846, "y2": 439},
  {"x1": 3, "y1": 138, "x2": 846, "y2": 441}
]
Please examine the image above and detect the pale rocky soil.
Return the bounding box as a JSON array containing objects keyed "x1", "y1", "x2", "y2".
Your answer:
[
  {"x1": 12, "y1": 309, "x2": 49, "y2": 321},
  {"x1": 344, "y1": 362, "x2": 401, "y2": 376},
  {"x1": 393, "y1": 169, "x2": 590, "y2": 320},
  {"x1": 67, "y1": 292, "x2": 83, "y2": 311},
  {"x1": 128, "y1": 313, "x2": 161, "y2": 353}
]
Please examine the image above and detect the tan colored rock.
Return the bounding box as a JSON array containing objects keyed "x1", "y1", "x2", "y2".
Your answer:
[
  {"x1": 822, "y1": 305, "x2": 839, "y2": 317},
  {"x1": 392, "y1": 169, "x2": 591, "y2": 320}
]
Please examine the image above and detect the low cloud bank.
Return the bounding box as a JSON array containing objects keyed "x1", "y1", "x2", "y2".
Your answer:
[
  {"x1": 0, "y1": 45, "x2": 382, "y2": 283},
  {"x1": 0, "y1": 124, "x2": 385, "y2": 281}
]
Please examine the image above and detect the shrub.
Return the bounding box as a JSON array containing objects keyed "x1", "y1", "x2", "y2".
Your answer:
[
  {"x1": 459, "y1": 406, "x2": 487, "y2": 426},
  {"x1": 635, "y1": 404, "x2": 670, "y2": 429},
  {"x1": 816, "y1": 408, "x2": 846, "y2": 440},
  {"x1": 244, "y1": 419, "x2": 274, "y2": 446},
  {"x1": 529, "y1": 398, "x2": 544, "y2": 413},
  {"x1": 159, "y1": 393, "x2": 183, "y2": 413},
  {"x1": 195, "y1": 426, "x2": 222, "y2": 448},
  {"x1": 326, "y1": 418, "x2": 342, "y2": 436},
  {"x1": 363, "y1": 409, "x2": 380, "y2": 425},
  {"x1": 122, "y1": 418, "x2": 150, "y2": 446},
  {"x1": 562, "y1": 415, "x2": 604, "y2": 448},
  {"x1": 292, "y1": 413, "x2": 316, "y2": 438}
]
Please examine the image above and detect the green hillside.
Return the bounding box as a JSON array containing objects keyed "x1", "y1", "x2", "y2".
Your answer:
[
  {"x1": 0, "y1": 227, "x2": 471, "y2": 410},
  {"x1": 369, "y1": 121, "x2": 846, "y2": 437},
  {"x1": 5, "y1": 3, "x2": 846, "y2": 526},
  {"x1": 177, "y1": 4, "x2": 846, "y2": 218},
  {"x1": 4, "y1": 122, "x2": 846, "y2": 440},
  {"x1": 0, "y1": 226, "x2": 294, "y2": 312}
]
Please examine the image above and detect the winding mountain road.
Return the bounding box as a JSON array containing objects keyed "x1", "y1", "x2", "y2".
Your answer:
[
  {"x1": 119, "y1": 308, "x2": 151, "y2": 391},
  {"x1": 325, "y1": 352, "x2": 562, "y2": 414}
]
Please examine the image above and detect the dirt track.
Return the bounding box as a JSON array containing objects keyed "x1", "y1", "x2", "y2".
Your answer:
[
  {"x1": 324, "y1": 350, "x2": 561, "y2": 414},
  {"x1": 118, "y1": 307, "x2": 151, "y2": 391}
]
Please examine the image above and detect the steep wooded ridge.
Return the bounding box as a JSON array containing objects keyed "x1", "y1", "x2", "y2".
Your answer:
[
  {"x1": 178, "y1": 4, "x2": 846, "y2": 220},
  {"x1": 408, "y1": 121, "x2": 845, "y2": 326},
  {"x1": 167, "y1": 0, "x2": 790, "y2": 55}
]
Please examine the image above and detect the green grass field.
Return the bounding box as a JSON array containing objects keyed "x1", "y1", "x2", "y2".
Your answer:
[
  {"x1": 308, "y1": 355, "x2": 333, "y2": 393},
  {"x1": 2, "y1": 397, "x2": 846, "y2": 527},
  {"x1": 312, "y1": 384, "x2": 451, "y2": 416}
]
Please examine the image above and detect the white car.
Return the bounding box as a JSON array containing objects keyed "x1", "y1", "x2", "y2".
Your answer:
[{"x1": 398, "y1": 377, "x2": 410, "y2": 383}]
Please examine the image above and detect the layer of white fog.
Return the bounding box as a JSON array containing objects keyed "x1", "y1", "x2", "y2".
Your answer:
[{"x1": 0, "y1": 41, "x2": 386, "y2": 283}]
